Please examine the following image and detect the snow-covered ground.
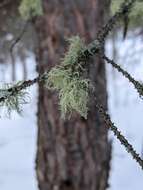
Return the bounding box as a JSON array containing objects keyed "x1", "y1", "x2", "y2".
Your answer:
[{"x1": 0, "y1": 34, "x2": 143, "y2": 190}]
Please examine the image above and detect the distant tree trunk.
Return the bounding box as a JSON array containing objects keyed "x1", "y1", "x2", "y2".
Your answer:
[
  {"x1": 22, "y1": 59, "x2": 27, "y2": 80},
  {"x1": 34, "y1": 0, "x2": 111, "y2": 190},
  {"x1": 11, "y1": 52, "x2": 16, "y2": 81}
]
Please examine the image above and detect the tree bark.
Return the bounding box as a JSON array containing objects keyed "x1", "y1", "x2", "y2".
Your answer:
[{"x1": 34, "y1": 0, "x2": 111, "y2": 190}]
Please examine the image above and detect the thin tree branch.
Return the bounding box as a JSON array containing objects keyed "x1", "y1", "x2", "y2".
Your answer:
[
  {"x1": 10, "y1": 20, "x2": 29, "y2": 53},
  {"x1": 102, "y1": 54, "x2": 143, "y2": 98},
  {"x1": 78, "y1": 0, "x2": 137, "y2": 62},
  {"x1": 94, "y1": 94, "x2": 143, "y2": 170},
  {"x1": 9, "y1": 20, "x2": 29, "y2": 81},
  {"x1": 0, "y1": 74, "x2": 43, "y2": 103},
  {"x1": 97, "y1": 0, "x2": 136, "y2": 43}
]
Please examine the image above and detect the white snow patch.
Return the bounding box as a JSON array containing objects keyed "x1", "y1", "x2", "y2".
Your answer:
[
  {"x1": 0, "y1": 54, "x2": 38, "y2": 190},
  {"x1": 106, "y1": 34, "x2": 143, "y2": 190}
]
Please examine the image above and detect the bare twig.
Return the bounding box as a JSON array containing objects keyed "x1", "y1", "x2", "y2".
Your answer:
[
  {"x1": 10, "y1": 20, "x2": 29, "y2": 53},
  {"x1": 102, "y1": 54, "x2": 143, "y2": 98},
  {"x1": 94, "y1": 95, "x2": 143, "y2": 170},
  {"x1": 97, "y1": 0, "x2": 136, "y2": 43},
  {"x1": 9, "y1": 21, "x2": 29, "y2": 81},
  {"x1": 77, "y1": 0, "x2": 137, "y2": 62},
  {"x1": 0, "y1": 74, "x2": 43, "y2": 103}
]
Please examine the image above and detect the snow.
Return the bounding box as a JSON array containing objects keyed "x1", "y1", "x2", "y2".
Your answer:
[
  {"x1": 0, "y1": 54, "x2": 38, "y2": 190},
  {"x1": 0, "y1": 34, "x2": 143, "y2": 189},
  {"x1": 106, "y1": 33, "x2": 143, "y2": 189}
]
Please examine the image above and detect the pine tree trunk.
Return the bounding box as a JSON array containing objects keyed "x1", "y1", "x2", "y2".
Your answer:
[{"x1": 34, "y1": 0, "x2": 111, "y2": 190}]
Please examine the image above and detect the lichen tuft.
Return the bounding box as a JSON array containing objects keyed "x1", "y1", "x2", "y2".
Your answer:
[
  {"x1": 0, "y1": 83, "x2": 30, "y2": 117},
  {"x1": 45, "y1": 36, "x2": 91, "y2": 119},
  {"x1": 19, "y1": 0, "x2": 43, "y2": 20}
]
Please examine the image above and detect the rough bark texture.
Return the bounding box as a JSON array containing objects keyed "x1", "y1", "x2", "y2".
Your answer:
[{"x1": 34, "y1": 0, "x2": 111, "y2": 190}]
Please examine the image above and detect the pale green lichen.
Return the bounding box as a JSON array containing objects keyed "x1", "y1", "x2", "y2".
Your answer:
[
  {"x1": 45, "y1": 36, "x2": 91, "y2": 119},
  {"x1": 0, "y1": 83, "x2": 30, "y2": 117},
  {"x1": 59, "y1": 78, "x2": 90, "y2": 118},
  {"x1": 62, "y1": 36, "x2": 86, "y2": 65},
  {"x1": 19, "y1": 0, "x2": 43, "y2": 20}
]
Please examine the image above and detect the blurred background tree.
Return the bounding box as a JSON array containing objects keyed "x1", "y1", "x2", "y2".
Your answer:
[
  {"x1": 33, "y1": 1, "x2": 111, "y2": 190},
  {"x1": 0, "y1": 0, "x2": 37, "y2": 81}
]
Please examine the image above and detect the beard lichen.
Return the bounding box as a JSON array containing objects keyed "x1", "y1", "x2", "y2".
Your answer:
[
  {"x1": 45, "y1": 36, "x2": 92, "y2": 119},
  {"x1": 0, "y1": 83, "x2": 30, "y2": 117},
  {"x1": 19, "y1": 0, "x2": 43, "y2": 20}
]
